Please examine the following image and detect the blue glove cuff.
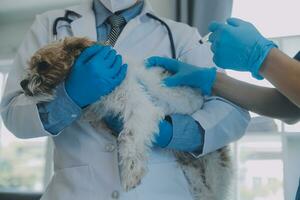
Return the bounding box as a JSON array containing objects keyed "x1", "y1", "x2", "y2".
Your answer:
[
  {"x1": 201, "y1": 67, "x2": 217, "y2": 96},
  {"x1": 251, "y1": 39, "x2": 278, "y2": 80},
  {"x1": 103, "y1": 115, "x2": 124, "y2": 136},
  {"x1": 166, "y1": 114, "x2": 204, "y2": 153},
  {"x1": 154, "y1": 119, "x2": 173, "y2": 148}
]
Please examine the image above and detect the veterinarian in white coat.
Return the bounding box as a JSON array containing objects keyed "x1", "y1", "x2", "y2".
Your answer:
[{"x1": 1, "y1": 0, "x2": 250, "y2": 199}]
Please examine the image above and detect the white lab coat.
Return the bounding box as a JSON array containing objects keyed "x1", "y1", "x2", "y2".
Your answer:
[{"x1": 0, "y1": 0, "x2": 250, "y2": 199}]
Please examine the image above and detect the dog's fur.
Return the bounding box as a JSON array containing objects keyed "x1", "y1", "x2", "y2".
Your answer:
[{"x1": 21, "y1": 37, "x2": 232, "y2": 199}]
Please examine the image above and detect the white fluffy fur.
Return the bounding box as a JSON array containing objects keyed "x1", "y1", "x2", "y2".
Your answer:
[{"x1": 83, "y1": 58, "x2": 232, "y2": 199}]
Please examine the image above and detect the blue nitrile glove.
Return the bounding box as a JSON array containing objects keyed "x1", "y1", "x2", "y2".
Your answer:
[
  {"x1": 145, "y1": 56, "x2": 217, "y2": 96},
  {"x1": 103, "y1": 115, "x2": 173, "y2": 148},
  {"x1": 65, "y1": 45, "x2": 128, "y2": 107},
  {"x1": 208, "y1": 18, "x2": 277, "y2": 79}
]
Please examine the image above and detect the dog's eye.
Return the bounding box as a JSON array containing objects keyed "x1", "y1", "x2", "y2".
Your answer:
[{"x1": 37, "y1": 61, "x2": 50, "y2": 72}]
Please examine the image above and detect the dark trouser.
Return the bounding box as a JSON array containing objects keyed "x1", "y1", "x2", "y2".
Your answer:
[{"x1": 296, "y1": 179, "x2": 300, "y2": 200}]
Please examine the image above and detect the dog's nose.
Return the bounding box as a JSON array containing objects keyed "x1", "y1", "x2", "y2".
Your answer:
[
  {"x1": 20, "y1": 79, "x2": 29, "y2": 90},
  {"x1": 20, "y1": 79, "x2": 33, "y2": 96}
]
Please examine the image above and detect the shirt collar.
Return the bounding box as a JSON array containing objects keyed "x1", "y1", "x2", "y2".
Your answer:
[{"x1": 93, "y1": 0, "x2": 144, "y2": 27}]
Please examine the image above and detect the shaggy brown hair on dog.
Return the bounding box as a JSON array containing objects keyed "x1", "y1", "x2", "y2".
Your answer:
[{"x1": 20, "y1": 37, "x2": 95, "y2": 96}]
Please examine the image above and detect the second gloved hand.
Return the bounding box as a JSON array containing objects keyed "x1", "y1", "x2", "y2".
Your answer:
[
  {"x1": 209, "y1": 18, "x2": 277, "y2": 79},
  {"x1": 65, "y1": 45, "x2": 128, "y2": 108},
  {"x1": 103, "y1": 115, "x2": 173, "y2": 148},
  {"x1": 146, "y1": 56, "x2": 217, "y2": 95}
]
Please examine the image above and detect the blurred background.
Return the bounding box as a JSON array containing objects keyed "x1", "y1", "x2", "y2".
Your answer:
[{"x1": 0, "y1": 0, "x2": 300, "y2": 200}]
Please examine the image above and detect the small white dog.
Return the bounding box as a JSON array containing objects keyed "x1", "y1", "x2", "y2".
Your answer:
[{"x1": 21, "y1": 37, "x2": 232, "y2": 200}]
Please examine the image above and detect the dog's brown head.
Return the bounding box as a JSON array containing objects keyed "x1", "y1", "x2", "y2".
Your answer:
[{"x1": 20, "y1": 37, "x2": 94, "y2": 97}]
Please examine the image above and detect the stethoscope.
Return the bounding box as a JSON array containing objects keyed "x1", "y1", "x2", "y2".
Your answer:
[
  {"x1": 52, "y1": 10, "x2": 81, "y2": 41},
  {"x1": 52, "y1": 10, "x2": 178, "y2": 59},
  {"x1": 52, "y1": 10, "x2": 209, "y2": 59}
]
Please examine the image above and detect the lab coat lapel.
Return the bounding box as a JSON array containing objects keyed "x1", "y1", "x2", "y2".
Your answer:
[
  {"x1": 69, "y1": 0, "x2": 97, "y2": 41},
  {"x1": 114, "y1": 0, "x2": 154, "y2": 49},
  {"x1": 67, "y1": 0, "x2": 154, "y2": 45}
]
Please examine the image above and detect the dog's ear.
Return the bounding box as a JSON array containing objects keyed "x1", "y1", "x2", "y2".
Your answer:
[{"x1": 63, "y1": 37, "x2": 94, "y2": 55}]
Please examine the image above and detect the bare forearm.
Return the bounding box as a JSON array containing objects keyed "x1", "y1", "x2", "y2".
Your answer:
[
  {"x1": 213, "y1": 73, "x2": 300, "y2": 124},
  {"x1": 260, "y1": 48, "x2": 300, "y2": 107}
]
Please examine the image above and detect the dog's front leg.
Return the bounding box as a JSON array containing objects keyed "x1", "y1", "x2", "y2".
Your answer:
[{"x1": 117, "y1": 81, "x2": 164, "y2": 191}]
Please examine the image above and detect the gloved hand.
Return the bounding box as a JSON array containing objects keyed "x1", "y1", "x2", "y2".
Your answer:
[
  {"x1": 65, "y1": 45, "x2": 128, "y2": 107},
  {"x1": 208, "y1": 18, "x2": 277, "y2": 79},
  {"x1": 103, "y1": 115, "x2": 173, "y2": 148},
  {"x1": 146, "y1": 56, "x2": 217, "y2": 95}
]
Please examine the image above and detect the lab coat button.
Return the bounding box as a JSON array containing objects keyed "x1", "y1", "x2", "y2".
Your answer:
[
  {"x1": 105, "y1": 144, "x2": 116, "y2": 152},
  {"x1": 111, "y1": 190, "x2": 119, "y2": 199}
]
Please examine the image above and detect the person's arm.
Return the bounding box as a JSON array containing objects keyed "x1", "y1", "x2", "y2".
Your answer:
[
  {"x1": 259, "y1": 48, "x2": 300, "y2": 107},
  {"x1": 1, "y1": 13, "x2": 127, "y2": 138},
  {"x1": 209, "y1": 18, "x2": 300, "y2": 108},
  {"x1": 0, "y1": 14, "x2": 54, "y2": 139},
  {"x1": 180, "y1": 31, "x2": 249, "y2": 156},
  {"x1": 147, "y1": 27, "x2": 250, "y2": 156},
  {"x1": 36, "y1": 83, "x2": 82, "y2": 135},
  {"x1": 104, "y1": 113, "x2": 204, "y2": 153},
  {"x1": 145, "y1": 55, "x2": 300, "y2": 125},
  {"x1": 33, "y1": 45, "x2": 127, "y2": 135},
  {"x1": 213, "y1": 72, "x2": 300, "y2": 124}
]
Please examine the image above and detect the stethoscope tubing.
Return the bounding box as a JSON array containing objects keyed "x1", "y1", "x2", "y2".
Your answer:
[{"x1": 52, "y1": 11, "x2": 177, "y2": 59}]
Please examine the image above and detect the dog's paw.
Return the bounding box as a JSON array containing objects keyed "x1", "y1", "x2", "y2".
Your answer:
[
  {"x1": 119, "y1": 152, "x2": 147, "y2": 191},
  {"x1": 117, "y1": 133, "x2": 148, "y2": 191}
]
